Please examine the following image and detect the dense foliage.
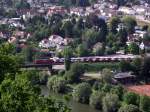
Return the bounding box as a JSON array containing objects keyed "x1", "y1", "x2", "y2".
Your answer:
[
  {"x1": 47, "y1": 76, "x2": 67, "y2": 93},
  {"x1": 0, "y1": 43, "x2": 70, "y2": 112},
  {"x1": 72, "y1": 82, "x2": 92, "y2": 104},
  {"x1": 89, "y1": 91, "x2": 105, "y2": 109}
]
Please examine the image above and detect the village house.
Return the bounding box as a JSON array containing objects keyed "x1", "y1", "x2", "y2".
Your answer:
[
  {"x1": 39, "y1": 35, "x2": 65, "y2": 51},
  {"x1": 8, "y1": 36, "x2": 16, "y2": 43},
  {"x1": 118, "y1": 6, "x2": 136, "y2": 15},
  {"x1": 70, "y1": 7, "x2": 88, "y2": 16},
  {"x1": 47, "y1": 6, "x2": 68, "y2": 16},
  {"x1": 114, "y1": 72, "x2": 136, "y2": 84}
]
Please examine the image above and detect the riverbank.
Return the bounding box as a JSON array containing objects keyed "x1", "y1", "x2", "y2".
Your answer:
[{"x1": 40, "y1": 85, "x2": 100, "y2": 112}]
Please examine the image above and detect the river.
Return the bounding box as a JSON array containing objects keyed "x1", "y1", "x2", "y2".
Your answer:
[{"x1": 40, "y1": 85, "x2": 100, "y2": 112}]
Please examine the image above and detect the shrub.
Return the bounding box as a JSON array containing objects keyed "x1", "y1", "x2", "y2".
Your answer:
[
  {"x1": 139, "y1": 95, "x2": 150, "y2": 112},
  {"x1": 39, "y1": 73, "x2": 48, "y2": 84},
  {"x1": 92, "y1": 81, "x2": 104, "y2": 91},
  {"x1": 72, "y1": 83, "x2": 92, "y2": 104},
  {"x1": 118, "y1": 104, "x2": 140, "y2": 112},
  {"x1": 119, "y1": 61, "x2": 132, "y2": 72},
  {"x1": 110, "y1": 85, "x2": 124, "y2": 100},
  {"x1": 47, "y1": 76, "x2": 67, "y2": 93},
  {"x1": 101, "y1": 68, "x2": 112, "y2": 83},
  {"x1": 58, "y1": 70, "x2": 65, "y2": 76},
  {"x1": 65, "y1": 63, "x2": 84, "y2": 83},
  {"x1": 89, "y1": 91, "x2": 105, "y2": 110},
  {"x1": 102, "y1": 93, "x2": 120, "y2": 112},
  {"x1": 102, "y1": 83, "x2": 112, "y2": 93},
  {"x1": 123, "y1": 92, "x2": 140, "y2": 106}
]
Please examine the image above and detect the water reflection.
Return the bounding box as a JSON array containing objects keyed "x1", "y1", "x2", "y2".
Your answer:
[{"x1": 40, "y1": 85, "x2": 100, "y2": 112}]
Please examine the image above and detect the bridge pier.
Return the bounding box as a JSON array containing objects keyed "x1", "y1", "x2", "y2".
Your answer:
[{"x1": 48, "y1": 65, "x2": 53, "y2": 75}]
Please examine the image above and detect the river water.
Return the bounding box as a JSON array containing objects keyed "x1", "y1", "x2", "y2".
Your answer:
[{"x1": 40, "y1": 85, "x2": 100, "y2": 112}]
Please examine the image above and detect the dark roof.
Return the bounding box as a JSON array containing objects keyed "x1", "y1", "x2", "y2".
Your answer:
[{"x1": 114, "y1": 72, "x2": 135, "y2": 79}]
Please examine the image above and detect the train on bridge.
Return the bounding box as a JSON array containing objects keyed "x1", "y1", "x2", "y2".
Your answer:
[{"x1": 34, "y1": 55, "x2": 139, "y2": 64}]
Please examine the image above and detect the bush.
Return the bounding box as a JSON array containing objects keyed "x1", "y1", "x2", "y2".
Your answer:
[
  {"x1": 47, "y1": 76, "x2": 67, "y2": 93},
  {"x1": 102, "y1": 93, "x2": 120, "y2": 112},
  {"x1": 118, "y1": 104, "x2": 140, "y2": 112},
  {"x1": 39, "y1": 73, "x2": 48, "y2": 84},
  {"x1": 123, "y1": 92, "x2": 140, "y2": 106},
  {"x1": 65, "y1": 63, "x2": 84, "y2": 83},
  {"x1": 139, "y1": 95, "x2": 150, "y2": 112},
  {"x1": 72, "y1": 83, "x2": 92, "y2": 104},
  {"x1": 110, "y1": 85, "x2": 124, "y2": 100},
  {"x1": 119, "y1": 61, "x2": 132, "y2": 72},
  {"x1": 102, "y1": 83, "x2": 112, "y2": 93},
  {"x1": 89, "y1": 91, "x2": 105, "y2": 110},
  {"x1": 58, "y1": 70, "x2": 65, "y2": 76},
  {"x1": 101, "y1": 68, "x2": 112, "y2": 83},
  {"x1": 92, "y1": 81, "x2": 104, "y2": 91},
  {"x1": 22, "y1": 70, "x2": 40, "y2": 85}
]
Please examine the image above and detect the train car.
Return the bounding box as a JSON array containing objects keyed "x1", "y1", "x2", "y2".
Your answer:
[{"x1": 34, "y1": 59, "x2": 54, "y2": 64}]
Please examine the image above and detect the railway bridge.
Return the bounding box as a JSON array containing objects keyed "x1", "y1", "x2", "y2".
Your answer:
[{"x1": 22, "y1": 55, "x2": 140, "y2": 71}]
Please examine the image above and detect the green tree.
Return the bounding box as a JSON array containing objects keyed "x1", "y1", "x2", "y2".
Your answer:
[
  {"x1": 131, "y1": 58, "x2": 142, "y2": 79},
  {"x1": 47, "y1": 76, "x2": 67, "y2": 93},
  {"x1": 22, "y1": 45, "x2": 35, "y2": 63},
  {"x1": 143, "y1": 33, "x2": 150, "y2": 42},
  {"x1": 105, "y1": 47, "x2": 116, "y2": 55},
  {"x1": 139, "y1": 95, "x2": 150, "y2": 112},
  {"x1": 117, "y1": 28, "x2": 128, "y2": 46},
  {"x1": 123, "y1": 92, "x2": 140, "y2": 106},
  {"x1": 76, "y1": 44, "x2": 89, "y2": 57},
  {"x1": 65, "y1": 63, "x2": 84, "y2": 83},
  {"x1": 128, "y1": 42, "x2": 139, "y2": 55},
  {"x1": 82, "y1": 29, "x2": 99, "y2": 48},
  {"x1": 15, "y1": 0, "x2": 30, "y2": 9},
  {"x1": 63, "y1": 47, "x2": 72, "y2": 71},
  {"x1": 92, "y1": 81, "x2": 104, "y2": 91},
  {"x1": 72, "y1": 82, "x2": 92, "y2": 104},
  {"x1": 101, "y1": 83, "x2": 112, "y2": 93},
  {"x1": 123, "y1": 16, "x2": 137, "y2": 34},
  {"x1": 119, "y1": 60, "x2": 132, "y2": 72},
  {"x1": 102, "y1": 93, "x2": 120, "y2": 112},
  {"x1": 0, "y1": 75, "x2": 39, "y2": 112},
  {"x1": 110, "y1": 85, "x2": 124, "y2": 100},
  {"x1": 93, "y1": 42, "x2": 105, "y2": 56},
  {"x1": 0, "y1": 73, "x2": 70, "y2": 112},
  {"x1": 32, "y1": 25, "x2": 50, "y2": 42},
  {"x1": 0, "y1": 43, "x2": 16, "y2": 55},
  {"x1": 109, "y1": 17, "x2": 120, "y2": 34},
  {"x1": 89, "y1": 91, "x2": 105, "y2": 110},
  {"x1": 101, "y1": 68, "x2": 113, "y2": 83},
  {"x1": 140, "y1": 57, "x2": 150, "y2": 83},
  {"x1": 62, "y1": 20, "x2": 73, "y2": 37},
  {"x1": 0, "y1": 43, "x2": 20, "y2": 83},
  {"x1": 0, "y1": 55, "x2": 19, "y2": 83},
  {"x1": 118, "y1": 104, "x2": 140, "y2": 112},
  {"x1": 106, "y1": 32, "x2": 117, "y2": 47}
]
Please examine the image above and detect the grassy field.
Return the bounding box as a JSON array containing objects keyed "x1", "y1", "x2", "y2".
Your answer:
[{"x1": 81, "y1": 62, "x2": 119, "y2": 72}]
